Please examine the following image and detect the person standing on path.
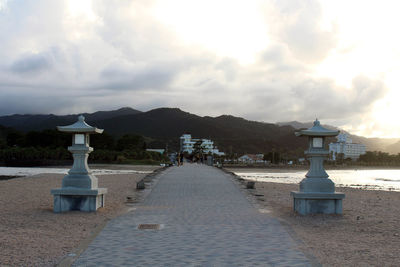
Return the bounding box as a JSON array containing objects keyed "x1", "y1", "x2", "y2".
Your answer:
[{"x1": 180, "y1": 152, "x2": 184, "y2": 166}]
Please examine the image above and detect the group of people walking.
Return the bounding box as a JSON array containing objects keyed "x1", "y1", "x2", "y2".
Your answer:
[{"x1": 176, "y1": 152, "x2": 212, "y2": 166}]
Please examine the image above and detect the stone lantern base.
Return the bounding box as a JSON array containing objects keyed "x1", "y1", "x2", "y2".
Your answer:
[
  {"x1": 290, "y1": 191, "x2": 345, "y2": 215},
  {"x1": 51, "y1": 188, "x2": 107, "y2": 213}
]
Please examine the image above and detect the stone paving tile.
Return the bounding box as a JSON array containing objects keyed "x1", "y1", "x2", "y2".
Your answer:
[{"x1": 73, "y1": 164, "x2": 315, "y2": 266}]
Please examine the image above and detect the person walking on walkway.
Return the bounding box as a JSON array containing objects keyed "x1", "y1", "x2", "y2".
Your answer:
[{"x1": 180, "y1": 152, "x2": 184, "y2": 166}]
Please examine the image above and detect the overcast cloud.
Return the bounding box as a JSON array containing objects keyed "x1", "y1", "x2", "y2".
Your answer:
[{"x1": 0, "y1": 0, "x2": 392, "y2": 136}]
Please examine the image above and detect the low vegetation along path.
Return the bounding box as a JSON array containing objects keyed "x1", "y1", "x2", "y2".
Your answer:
[{"x1": 73, "y1": 164, "x2": 314, "y2": 266}]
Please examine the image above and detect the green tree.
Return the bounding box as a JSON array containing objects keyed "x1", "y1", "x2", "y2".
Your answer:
[
  {"x1": 192, "y1": 140, "x2": 204, "y2": 155},
  {"x1": 116, "y1": 134, "x2": 145, "y2": 151},
  {"x1": 6, "y1": 131, "x2": 25, "y2": 147},
  {"x1": 24, "y1": 130, "x2": 70, "y2": 148},
  {"x1": 91, "y1": 132, "x2": 115, "y2": 150},
  {"x1": 264, "y1": 151, "x2": 280, "y2": 164}
]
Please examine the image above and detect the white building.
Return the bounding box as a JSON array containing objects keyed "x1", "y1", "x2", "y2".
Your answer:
[
  {"x1": 180, "y1": 134, "x2": 196, "y2": 153},
  {"x1": 180, "y1": 134, "x2": 225, "y2": 156},
  {"x1": 146, "y1": 149, "x2": 165, "y2": 154},
  {"x1": 329, "y1": 134, "x2": 366, "y2": 160},
  {"x1": 238, "y1": 154, "x2": 265, "y2": 164}
]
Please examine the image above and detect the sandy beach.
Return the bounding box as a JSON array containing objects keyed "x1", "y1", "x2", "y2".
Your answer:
[
  {"x1": 2, "y1": 165, "x2": 400, "y2": 266},
  {"x1": 0, "y1": 166, "x2": 160, "y2": 266},
  {"x1": 244, "y1": 181, "x2": 400, "y2": 266}
]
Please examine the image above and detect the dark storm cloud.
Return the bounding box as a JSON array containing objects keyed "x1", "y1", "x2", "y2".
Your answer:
[
  {"x1": 291, "y1": 75, "x2": 387, "y2": 118},
  {"x1": 10, "y1": 53, "x2": 51, "y2": 74},
  {"x1": 0, "y1": 87, "x2": 74, "y2": 115},
  {"x1": 100, "y1": 65, "x2": 176, "y2": 91},
  {"x1": 0, "y1": 0, "x2": 389, "y2": 131},
  {"x1": 243, "y1": 74, "x2": 387, "y2": 122}
]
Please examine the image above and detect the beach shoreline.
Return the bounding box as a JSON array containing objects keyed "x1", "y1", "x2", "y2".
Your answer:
[
  {"x1": 223, "y1": 166, "x2": 400, "y2": 265},
  {"x1": 0, "y1": 166, "x2": 161, "y2": 266},
  {"x1": 225, "y1": 165, "x2": 400, "y2": 171},
  {"x1": 1, "y1": 165, "x2": 399, "y2": 266},
  {"x1": 0, "y1": 175, "x2": 23, "y2": 180},
  {"x1": 226, "y1": 167, "x2": 400, "y2": 193},
  {"x1": 243, "y1": 180, "x2": 400, "y2": 266}
]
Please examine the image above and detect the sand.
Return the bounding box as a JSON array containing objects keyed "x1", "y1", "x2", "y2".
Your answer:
[
  {"x1": 2, "y1": 165, "x2": 400, "y2": 266},
  {"x1": 248, "y1": 181, "x2": 400, "y2": 266},
  {"x1": 0, "y1": 166, "x2": 159, "y2": 266}
]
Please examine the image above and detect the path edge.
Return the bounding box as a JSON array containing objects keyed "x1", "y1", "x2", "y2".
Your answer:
[
  {"x1": 56, "y1": 166, "x2": 170, "y2": 267},
  {"x1": 221, "y1": 167, "x2": 322, "y2": 267}
]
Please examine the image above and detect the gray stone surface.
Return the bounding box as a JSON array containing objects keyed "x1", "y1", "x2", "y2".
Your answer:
[
  {"x1": 51, "y1": 115, "x2": 107, "y2": 213},
  {"x1": 291, "y1": 192, "x2": 344, "y2": 215},
  {"x1": 292, "y1": 119, "x2": 344, "y2": 215},
  {"x1": 73, "y1": 164, "x2": 315, "y2": 266},
  {"x1": 51, "y1": 188, "x2": 107, "y2": 213}
]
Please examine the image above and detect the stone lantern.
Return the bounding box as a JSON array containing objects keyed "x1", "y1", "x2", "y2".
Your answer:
[
  {"x1": 290, "y1": 119, "x2": 345, "y2": 215},
  {"x1": 51, "y1": 115, "x2": 107, "y2": 212}
]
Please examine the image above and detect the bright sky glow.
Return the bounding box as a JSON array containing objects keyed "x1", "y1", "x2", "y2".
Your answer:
[
  {"x1": 0, "y1": 0, "x2": 7, "y2": 11},
  {"x1": 1, "y1": 0, "x2": 400, "y2": 138},
  {"x1": 153, "y1": 0, "x2": 269, "y2": 64},
  {"x1": 313, "y1": 1, "x2": 400, "y2": 137},
  {"x1": 68, "y1": 0, "x2": 97, "y2": 21}
]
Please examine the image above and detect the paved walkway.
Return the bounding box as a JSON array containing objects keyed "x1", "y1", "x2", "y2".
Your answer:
[{"x1": 73, "y1": 164, "x2": 314, "y2": 266}]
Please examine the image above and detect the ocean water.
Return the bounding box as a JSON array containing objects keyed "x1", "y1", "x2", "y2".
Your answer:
[
  {"x1": 3, "y1": 166, "x2": 400, "y2": 192},
  {"x1": 0, "y1": 166, "x2": 153, "y2": 177},
  {"x1": 233, "y1": 169, "x2": 400, "y2": 192}
]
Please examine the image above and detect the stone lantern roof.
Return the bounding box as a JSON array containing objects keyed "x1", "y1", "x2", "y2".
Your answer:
[
  {"x1": 57, "y1": 115, "x2": 103, "y2": 134},
  {"x1": 295, "y1": 119, "x2": 339, "y2": 137}
]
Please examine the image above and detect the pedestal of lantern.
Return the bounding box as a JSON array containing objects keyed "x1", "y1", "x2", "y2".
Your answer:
[
  {"x1": 290, "y1": 119, "x2": 345, "y2": 215},
  {"x1": 51, "y1": 115, "x2": 107, "y2": 212}
]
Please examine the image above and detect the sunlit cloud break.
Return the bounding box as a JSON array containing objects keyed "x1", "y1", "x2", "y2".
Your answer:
[{"x1": 0, "y1": 0, "x2": 399, "y2": 137}]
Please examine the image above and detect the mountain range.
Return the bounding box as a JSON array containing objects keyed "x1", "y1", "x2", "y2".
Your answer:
[{"x1": 0, "y1": 107, "x2": 398, "y2": 155}]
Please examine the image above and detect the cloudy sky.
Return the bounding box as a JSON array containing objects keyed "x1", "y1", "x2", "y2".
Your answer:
[{"x1": 0, "y1": 0, "x2": 399, "y2": 137}]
